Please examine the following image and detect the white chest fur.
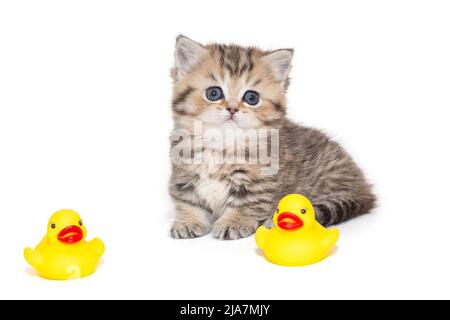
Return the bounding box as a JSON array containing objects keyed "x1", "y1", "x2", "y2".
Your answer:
[{"x1": 193, "y1": 149, "x2": 230, "y2": 212}]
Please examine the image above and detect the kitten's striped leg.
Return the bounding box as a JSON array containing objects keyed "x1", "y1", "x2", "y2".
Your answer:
[
  {"x1": 212, "y1": 178, "x2": 277, "y2": 240},
  {"x1": 212, "y1": 204, "x2": 273, "y2": 240},
  {"x1": 170, "y1": 200, "x2": 212, "y2": 239}
]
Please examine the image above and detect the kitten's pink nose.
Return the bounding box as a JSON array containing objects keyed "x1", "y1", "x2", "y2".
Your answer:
[{"x1": 226, "y1": 107, "x2": 239, "y2": 115}]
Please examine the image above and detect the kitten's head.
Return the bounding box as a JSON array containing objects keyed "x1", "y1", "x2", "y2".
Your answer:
[{"x1": 171, "y1": 36, "x2": 293, "y2": 131}]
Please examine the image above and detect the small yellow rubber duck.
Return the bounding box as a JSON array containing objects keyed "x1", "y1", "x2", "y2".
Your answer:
[
  {"x1": 24, "y1": 209, "x2": 105, "y2": 280},
  {"x1": 256, "y1": 194, "x2": 339, "y2": 266}
]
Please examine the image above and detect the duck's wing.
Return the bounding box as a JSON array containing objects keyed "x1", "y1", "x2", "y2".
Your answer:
[
  {"x1": 322, "y1": 228, "x2": 339, "y2": 250},
  {"x1": 255, "y1": 226, "x2": 270, "y2": 250},
  {"x1": 24, "y1": 248, "x2": 43, "y2": 268}
]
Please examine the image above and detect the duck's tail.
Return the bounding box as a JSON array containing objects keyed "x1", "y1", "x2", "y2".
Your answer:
[
  {"x1": 323, "y1": 228, "x2": 339, "y2": 249},
  {"x1": 90, "y1": 237, "x2": 105, "y2": 256},
  {"x1": 255, "y1": 226, "x2": 270, "y2": 250},
  {"x1": 24, "y1": 248, "x2": 43, "y2": 268}
]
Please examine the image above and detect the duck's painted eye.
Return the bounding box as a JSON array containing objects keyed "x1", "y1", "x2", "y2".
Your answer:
[
  {"x1": 205, "y1": 86, "x2": 223, "y2": 101},
  {"x1": 301, "y1": 208, "x2": 307, "y2": 214},
  {"x1": 51, "y1": 223, "x2": 56, "y2": 229},
  {"x1": 243, "y1": 90, "x2": 260, "y2": 106},
  {"x1": 277, "y1": 208, "x2": 279, "y2": 213},
  {"x1": 79, "y1": 220, "x2": 83, "y2": 226}
]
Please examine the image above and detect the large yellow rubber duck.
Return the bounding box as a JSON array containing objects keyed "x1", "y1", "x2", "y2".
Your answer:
[
  {"x1": 24, "y1": 209, "x2": 105, "y2": 280},
  {"x1": 256, "y1": 194, "x2": 339, "y2": 266}
]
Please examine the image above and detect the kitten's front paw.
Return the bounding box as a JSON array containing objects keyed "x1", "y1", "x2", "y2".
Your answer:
[
  {"x1": 212, "y1": 217, "x2": 259, "y2": 240},
  {"x1": 170, "y1": 220, "x2": 211, "y2": 239}
]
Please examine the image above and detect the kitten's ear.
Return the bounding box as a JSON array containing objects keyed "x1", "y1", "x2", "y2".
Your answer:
[
  {"x1": 174, "y1": 35, "x2": 207, "y2": 79},
  {"x1": 264, "y1": 49, "x2": 294, "y2": 82}
]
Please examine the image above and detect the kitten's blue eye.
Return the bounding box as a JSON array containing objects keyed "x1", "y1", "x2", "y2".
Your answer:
[
  {"x1": 243, "y1": 90, "x2": 260, "y2": 106},
  {"x1": 205, "y1": 86, "x2": 223, "y2": 102}
]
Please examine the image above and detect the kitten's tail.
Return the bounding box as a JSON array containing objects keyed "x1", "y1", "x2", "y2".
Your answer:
[{"x1": 315, "y1": 194, "x2": 376, "y2": 226}]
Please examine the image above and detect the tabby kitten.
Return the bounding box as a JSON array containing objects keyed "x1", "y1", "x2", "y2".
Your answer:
[{"x1": 169, "y1": 36, "x2": 375, "y2": 240}]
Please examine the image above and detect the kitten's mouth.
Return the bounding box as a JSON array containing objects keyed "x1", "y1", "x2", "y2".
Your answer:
[
  {"x1": 277, "y1": 212, "x2": 304, "y2": 231},
  {"x1": 224, "y1": 117, "x2": 239, "y2": 125}
]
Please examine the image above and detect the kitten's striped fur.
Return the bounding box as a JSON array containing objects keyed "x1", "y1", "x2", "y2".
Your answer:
[{"x1": 169, "y1": 36, "x2": 375, "y2": 240}]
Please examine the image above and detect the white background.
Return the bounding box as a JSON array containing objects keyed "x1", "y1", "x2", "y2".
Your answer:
[{"x1": 1, "y1": 0, "x2": 449, "y2": 300}]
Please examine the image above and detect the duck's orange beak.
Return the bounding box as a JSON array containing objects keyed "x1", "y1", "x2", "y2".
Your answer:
[
  {"x1": 57, "y1": 225, "x2": 83, "y2": 244},
  {"x1": 277, "y1": 212, "x2": 304, "y2": 231}
]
